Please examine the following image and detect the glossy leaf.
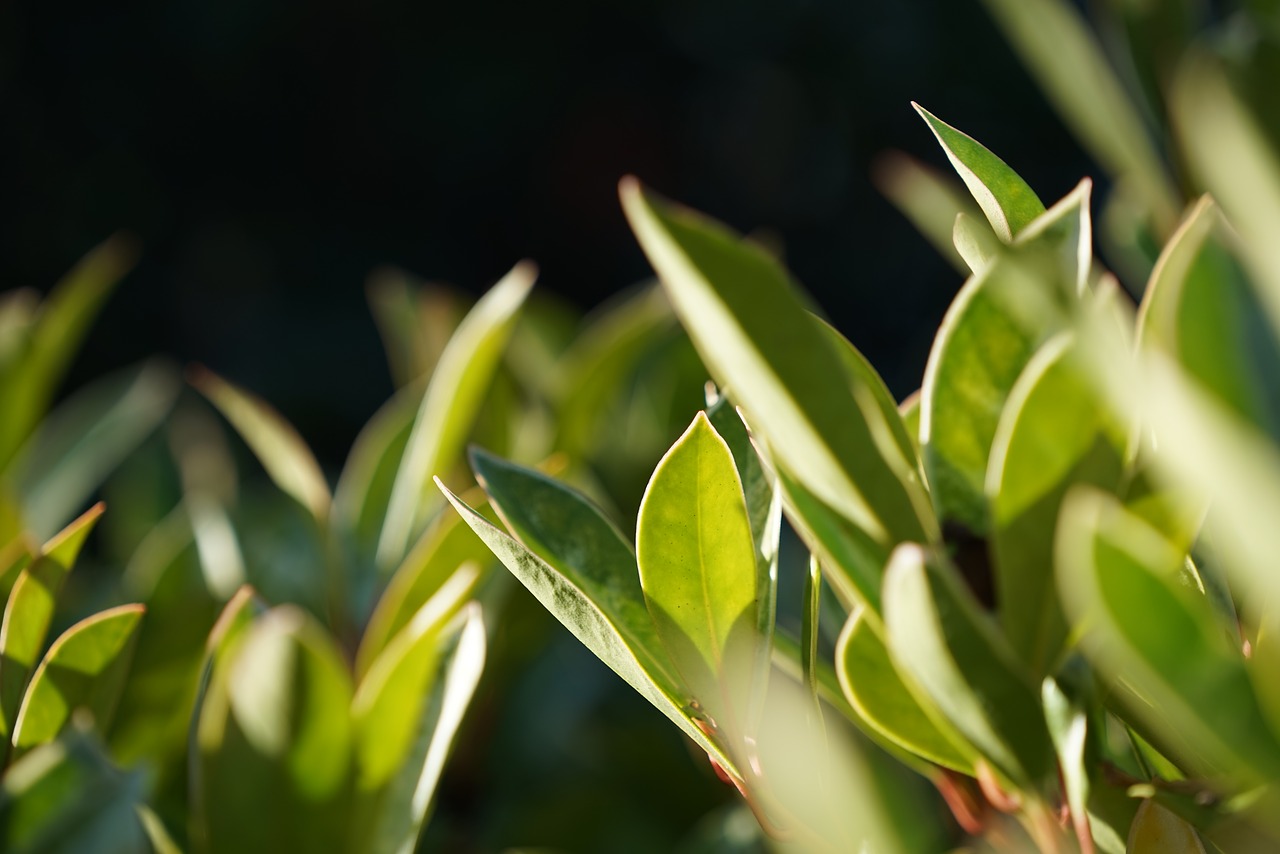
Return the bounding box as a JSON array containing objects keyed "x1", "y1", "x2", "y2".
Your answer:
[
  {"x1": 836, "y1": 609, "x2": 973, "y2": 773},
  {"x1": 987, "y1": 333, "x2": 1124, "y2": 675},
  {"x1": 13, "y1": 604, "x2": 145, "y2": 749},
  {"x1": 1056, "y1": 488, "x2": 1280, "y2": 786},
  {"x1": 377, "y1": 261, "x2": 536, "y2": 566},
  {"x1": 883, "y1": 544, "x2": 1053, "y2": 788},
  {"x1": 980, "y1": 0, "x2": 1179, "y2": 232},
  {"x1": 621, "y1": 177, "x2": 931, "y2": 549},
  {"x1": 191, "y1": 367, "x2": 332, "y2": 522},
  {"x1": 0, "y1": 504, "x2": 104, "y2": 737},
  {"x1": 436, "y1": 480, "x2": 739, "y2": 778},
  {"x1": 637, "y1": 413, "x2": 758, "y2": 725},
  {"x1": 913, "y1": 103, "x2": 1045, "y2": 242}
]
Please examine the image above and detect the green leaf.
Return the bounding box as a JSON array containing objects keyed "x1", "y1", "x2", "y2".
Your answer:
[
  {"x1": 801, "y1": 554, "x2": 822, "y2": 723},
  {"x1": 987, "y1": 333, "x2": 1124, "y2": 676},
  {"x1": 351, "y1": 564, "x2": 480, "y2": 790},
  {"x1": 1127, "y1": 799, "x2": 1207, "y2": 853},
  {"x1": 922, "y1": 251, "x2": 1071, "y2": 534},
  {"x1": 979, "y1": 0, "x2": 1180, "y2": 233},
  {"x1": 377, "y1": 262, "x2": 536, "y2": 567},
  {"x1": 953, "y1": 212, "x2": 1001, "y2": 275},
  {"x1": 835, "y1": 609, "x2": 973, "y2": 773},
  {"x1": 620, "y1": 178, "x2": 933, "y2": 550},
  {"x1": 13, "y1": 604, "x2": 145, "y2": 750},
  {"x1": 1056, "y1": 488, "x2": 1280, "y2": 786},
  {"x1": 1136, "y1": 195, "x2": 1280, "y2": 441},
  {"x1": 436, "y1": 479, "x2": 739, "y2": 778},
  {"x1": 0, "y1": 236, "x2": 137, "y2": 470},
  {"x1": 1042, "y1": 668, "x2": 1093, "y2": 852},
  {"x1": 872, "y1": 150, "x2": 982, "y2": 273},
  {"x1": 913, "y1": 103, "x2": 1045, "y2": 243},
  {"x1": 191, "y1": 367, "x2": 332, "y2": 522},
  {"x1": 883, "y1": 544, "x2": 1054, "y2": 789},
  {"x1": 354, "y1": 603, "x2": 486, "y2": 854},
  {"x1": 366, "y1": 271, "x2": 467, "y2": 389},
  {"x1": 8, "y1": 362, "x2": 178, "y2": 540},
  {"x1": 0, "y1": 727, "x2": 148, "y2": 853},
  {"x1": 899, "y1": 391, "x2": 922, "y2": 451},
  {"x1": 637, "y1": 413, "x2": 759, "y2": 730},
  {"x1": 0, "y1": 504, "x2": 104, "y2": 738},
  {"x1": 196, "y1": 606, "x2": 352, "y2": 854},
  {"x1": 331, "y1": 382, "x2": 418, "y2": 551}
]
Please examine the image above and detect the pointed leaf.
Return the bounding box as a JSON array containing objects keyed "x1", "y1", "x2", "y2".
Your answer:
[
  {"x1": 621, "y1": 177, "x2": 931, "y2": 549},
  {"x1": 377, "y1": 262, "x2": 536, "y2": 566},
  {"x1": 884, "y1": 544, "x2": 1054, "y2": 788},
  {"x1": 191, "y1": 367, "x2": 332, "y2": 522},
  {"x1": 913, "y1": 103, "x2": 1045, "y2": 242},
  {"x1": 13, "y1": 604, "x2": 145, "y2": 749},
  {"x1": 437, "y1": 479, "x2": 739, "y2": 777},
  {"x1": 836, "y1": 610, "x2": 973, "y2": 773},
  {"x1": 1042, "y1": 670, "x2": 1093, "y2": 851},
  {"x1": 953, "y1": 212, "x2": 1000, "y2": 275},
  {"x1": 873, "y1": 150, "x2": 981, "y2": 273},
  {"x1": 1127, "y1": 799, "x2": 1207, "y2": 853},
  {"x1": 1056, "y1": 488, "x2": 1280, "y2": 786},
  {"x1": 332, "y1": 382, "x2": 419, "y2": 550}
]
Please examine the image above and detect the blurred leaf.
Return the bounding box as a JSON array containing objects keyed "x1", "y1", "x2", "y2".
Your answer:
[
  {"x1": 987, "y1": 333, "x2": 1124, "y2": 676},
  {"x1": 980, "y1": 0, "x2": 1179, "y2": 231},
  {"x1": 913, "y1": 103, "x2": 1045, "y2": 242},
  {"x1": 0, "y1": 504, "x2": 103, "y2": 738},
  {"x1": 883, "y1": 544, "x2": 1054, "y2": 789},
  {"x1": 835, "y1": 609, "x2": 973, "y2": 773},
  {"x1": 196, "y1": 606, "x2": 352, "y2": 854},
  {"x1": 801, "y1": 555, "x2": 821, "y2": 725},
  {"x1": 620, "y1": 178, "x2": 933, "y2": 552},
  {"x1": 1127, "y1": 799, "x2": 1207, "y2": 853},
  {"x1": 899, "y1": 391, "x2": 921, "y2": 450},
  {"x1": 953, "y1": 211, "x2": 1000, "y2": 275},
  {"x1": 0, "y1": 236, "x2": 137, "y2": 470},
  {"x1": 191, "y1": 367, "x2": 332, "y2": 522},
  {"x1": 436, "y1": 479, "x2": 739, "y2": 778},
  {"x1": 12, "y1": 604, "x2": 145, "y2": 750},
  {"x1": 8, "y1": 362, "x2": 179, "y2": 540},
  {"x1": 351, "y1": 563, "x2": 479, "y2": 791},
  {"x1": 637, "y1": 413, "x2": 758, "y2": 733},
  {"x1": 1056, "y1": 488, "x2": 1280, "y2": 786},
  {"x1": 377, "y1": 262, "x2": 536, "y2": 567},
  {"x1": 367, "y1": 270, "x2": 466, "y2": 389},
  {"x1": 1042, "y1": 669, "x2": 1092, "y2": 852},
  {"x1": 332, "y1": 382, "x2": 418, "y2": 552},
  {"x1": 0, "y1": 727, "x2": 148, "y2": 853},
  {"x1": 137, "y1": 803, "x2": 182, "y2": 854},
  {"x1": 872, "y1": 150, "x2": 981, "y2": 273}
]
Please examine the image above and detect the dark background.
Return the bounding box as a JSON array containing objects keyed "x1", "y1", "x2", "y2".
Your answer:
[{"x1": 0, "y1": 0, "x2": 1092, "y2": 466}]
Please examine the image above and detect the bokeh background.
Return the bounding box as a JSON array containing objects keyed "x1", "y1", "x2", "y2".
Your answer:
[{"x1": 0, "y1": 0, "x2": 1093, "y2": 465}]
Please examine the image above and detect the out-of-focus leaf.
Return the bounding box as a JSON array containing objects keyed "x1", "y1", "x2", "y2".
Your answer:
[
  {"x1": 883, "y1": 544, "x2": 1054, "y2": 789},
  {"x1": 0, "y1": 236, "x2": 137, "y2": 470},
  {"x1": 0, "y1": 726, "x2": 148, "y2": 854},
  {"x1": 899, "y1": 391, "x2": 922, "y2": 450},
  {"x1": 1042, "y1": 668, "x2": 1093, "y2": 852},
  {"x1": 620, "y1": 178, "x2": 933, "y2": 551},
  {"x1": 1136, "y1": 195, "x2": 1280, "y2": 440},
  {"x1": 913, "y1": 103, "x2": 1045, "y2": 242},
  {"x1": 351, "y1": 563, "x2": 479, "y2": 790},
  {"x1": 987, "y1": 333, "x2": 1124, "y2": 676},
  {"x1": 367, "y1": 270, "x2": 466, "y2": 389},
  {"x1": 196, "y1": 606, "x2": 352, "y2": 854},
  {"x1": 355, "y1": 489, "x2": 492, "y2": 679},
  {"x1": 835, "y1": 610, "x2": 973, "y2": 773},
  {"x1": 377, "y1": 262, "x2": 536, "y2": 567},
  {"x1": 636, "y1": 413, "x2": 758, "y2": 730},
  {"x1": 13, "y1": 604, "x2": 145, "y2": 750},
  {"x1": 872, "y1": 150, "x2": 981, "y2": 273},
  {"x1": 8, "y1": 362, "x2": 179, "y2": 540},
  {"x1": 953, "y1": 212, "x2": 1000, "y2": 275},
  {"x1": 1056, "y1": 488, "x2": 1280, "y2": 786},
  {"x1": 980, "y1": 0, "x2": 1179, "y2": 232},
  {"x1": 0, "y1": 504, "x2": 103, "y2": 737},
  {"x1": 137, "y1": 803, "x2": 182, "y2": 854},
  {"x1": 332, "y1": 382, "x2": 419, "y2": 551},
  {"x1": 1127, "y1": 799, "x2": 1207, "y2": 853},
  {"x1": 355, "y1": 603, "x2": 485, "y2": 854},
  {"x1": 801, "y1": 555, "x2": 822, "y2": 724},
  {"x1": 190, "y1": 367, "x2": 332, "y2": 522},
  {"x1": 436, "y1": 480, "x2": 739, "y2": 778},
  {"x1": 922, "y1": 254, "x2": 1069, "y2": 534}
]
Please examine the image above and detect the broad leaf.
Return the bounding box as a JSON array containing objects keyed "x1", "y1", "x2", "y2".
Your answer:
[
  {"x1": 621, "y1": 178, "x2": 932, "y2": 550},
  {"x1": 436, "y1": 480, "x2": 739, "y2": 778},
  {"x1": 13, "y1": 604, "x2": 145, "y2": 749},
  {"x1": 1056, "y1": 488, "x2": 1280, "y2": 787},
  {"x1": 883, "y1": 544, "x2": 1054, "y2": 789},
  {"x1": 836, "y1": 609, "x2": 973, "y2": 773},
  {"x1": 191, "y1": 367, "x2": 332, "y2": 522},
  {"x1": 1127, "y1": 799, "x2": 1207, "y2": 853},
  {"x1": 377, "y1": 262, "x2": 536, "y2": 566},
  {"x1": 913, "y1": 103, "x2": 1045, "y2": 242},
  {"x1": 637, "y1": 413, "x2": 758, "y2": 727},
  {"x1": 987, "y1": 333, "x2": 1124, "y2": 676}
]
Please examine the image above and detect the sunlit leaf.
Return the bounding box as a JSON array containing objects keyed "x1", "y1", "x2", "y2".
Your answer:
[
  {"x1": 872, "y1": 150, "x2": 981, "y2": 273},
  {"x1": 953, "y1": 211, "x2": 1000, "y2": 275},
  {"x1": 332, "y1": 382, "x2": 419, "y2": 551}
]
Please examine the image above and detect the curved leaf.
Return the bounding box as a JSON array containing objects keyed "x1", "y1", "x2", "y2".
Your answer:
[
  {"x1": 1127, "y1": 799, "x2": 1207, "y2": 853},
  {"x1": 332, "y1": 382, "x2": 419, "y2": 551},
  {"x1": 872, "y1": 150, "x2": 981, "y2": 273}
]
